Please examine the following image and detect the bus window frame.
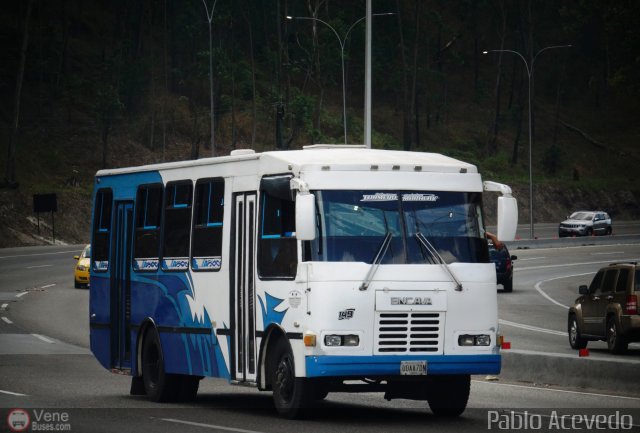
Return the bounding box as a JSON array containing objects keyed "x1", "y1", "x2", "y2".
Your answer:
[
  {"x1": 191, "y1": 177, "x2": 225, "y2": 273},
  {"x1": 257, "y1": 174, "x2": 298, "y2": 281},
  {"x1": 160, "y1": 180, "x2": 194, "y2": 273},
  {"x1": 133, "y1": 182, "x2": 164, "y2": 273},
  {"x1": 91, "y1": 187, "x2": 113, "y2": 273}
]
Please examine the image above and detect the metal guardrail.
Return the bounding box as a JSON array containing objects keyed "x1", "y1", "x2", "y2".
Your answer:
[{"x1": 505, "y1": 234, "x2": 640, "y2": 250}]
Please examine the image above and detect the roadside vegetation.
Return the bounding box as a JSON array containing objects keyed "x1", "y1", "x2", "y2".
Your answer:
[{"x1": 1, "y1": 1, "x2": 639, "y2": 246}]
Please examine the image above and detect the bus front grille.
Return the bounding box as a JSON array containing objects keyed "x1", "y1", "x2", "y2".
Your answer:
[{"x1": 374, "y1": 312, "x2": 443, "y2": 354}]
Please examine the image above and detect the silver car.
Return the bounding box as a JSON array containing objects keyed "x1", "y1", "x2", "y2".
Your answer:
[{"x1": 558, "y1": 211, "x2": 612, "y2": 237}]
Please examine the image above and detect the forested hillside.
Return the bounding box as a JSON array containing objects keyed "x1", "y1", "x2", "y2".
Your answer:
[{"x1": 1, "y1": 0, "x2": 639, "y2": 246}]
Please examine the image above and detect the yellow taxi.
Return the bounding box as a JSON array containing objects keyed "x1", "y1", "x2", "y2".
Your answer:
[{"x1": 74, "y1": 244, "x2": 91, "y2": 288}]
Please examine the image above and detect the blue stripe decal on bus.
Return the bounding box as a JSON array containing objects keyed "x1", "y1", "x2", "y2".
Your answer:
[{"x1": 258, "y1": 292, "x2": 288, "y2": 329}]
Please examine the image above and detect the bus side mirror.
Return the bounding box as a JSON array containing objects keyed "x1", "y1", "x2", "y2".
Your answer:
[
  {"x1": 497, "y1": 196, "x2": 518, "y2": 241},
  {"x1": 296, "y1": 193, "x2": 316, "y2": 241}
]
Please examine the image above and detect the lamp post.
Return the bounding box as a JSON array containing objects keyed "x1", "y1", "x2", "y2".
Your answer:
[
  {"x1": 483, "y1": 45, "x2": 571, "y2": 240},
  {"x1": 287, "y1": 13, "x2": 393, "y2": 145},
  {"x1": 202, "y1": 0, "x2": 218, "y2": 157}
]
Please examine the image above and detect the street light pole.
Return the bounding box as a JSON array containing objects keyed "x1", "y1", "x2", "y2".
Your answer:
[
  {"x1": 483, "y1": 45, "x2": 571, "y2": 240},
  {"x1": 364, "y1": 0, "x2": 372, "y2": 148},
  {"x1": 287, "y1": 13, "x2": 393, "y2": 145},
  {"x1": 202, "y1": 0, "x2": 218, "y2": 157}
]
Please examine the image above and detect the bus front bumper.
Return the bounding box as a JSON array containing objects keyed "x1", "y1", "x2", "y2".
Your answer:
[{"x1": 305, "y1": 354, "x2": 501, "y2": 377}]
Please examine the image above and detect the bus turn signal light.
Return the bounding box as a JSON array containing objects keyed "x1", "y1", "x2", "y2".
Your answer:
[{"x1": 303, "y1": 333, "x2": 316, "y2": 347}]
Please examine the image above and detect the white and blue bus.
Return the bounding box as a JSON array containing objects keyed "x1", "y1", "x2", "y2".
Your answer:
[{"x1": 89, "y1": 145, "x2": 517, "y2": 418}]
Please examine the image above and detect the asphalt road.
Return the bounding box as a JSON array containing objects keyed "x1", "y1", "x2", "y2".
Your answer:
[
  {"x1": 500, "y1": 242, "x2": 640, "y2": 357},
  {"x1": 1, "y1": 242, "x2": 639, "y2": 432}
]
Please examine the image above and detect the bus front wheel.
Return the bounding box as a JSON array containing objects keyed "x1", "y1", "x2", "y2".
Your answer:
[
  {"x1": 270, "y1": 338, "x2": 313, "y2": 419},
  {"x1": 142, "y1": 328, "x2": 176, "y2": 402},
  {"x1": 427, "y1": 374, "x2": 470, "y2": 417}
]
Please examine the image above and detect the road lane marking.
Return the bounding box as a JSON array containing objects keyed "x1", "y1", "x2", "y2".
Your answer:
[
  {"x1": 591, "y1": 251, "x2": 624, "y2": 255},
  {"x1": 0, "y1": 389, "x2": 28, "y2": 397},
  {"x1": 2, "y1": 317, "x2": 13, "y2": 324},
  {"x1": 15, "y1": 292, "x2": 29, "y2": 298},
  {"x1": 160, "y1": 418, "x2": 267, "y2": 433},
  {"x1": 0, "y1": 250, "x2": 82, "y2": 259},
  {"x1": 32, "y1": 334, "x2": 55, "y2": 344},
  {"x1": 40, "y1": 284, "x2": 56, "y2": 289},
  {"x1": 499, "y1": 319, "x2": 567, "y2": 337},
  {"x1": 1, "y1": 304, "x2": 7, "y2": 311},
  {"x1": 532, "y1": 271, "x2": 599, "y2": 310},
  {"x1": 517, "y1": 257, "x2": 546, "y2": 261},
  {"x1": 26, "y1": 264, "x2": 53, "y2": 269},
  {"x1": 517, "y1": 257, "x2": 640, "y2": 272},
  {"x1": 475, "y1": 379, "x2": 640, "y2": 401},
  {"x1": 534, "y1": 280, "x2": 570, "y2": 309}
]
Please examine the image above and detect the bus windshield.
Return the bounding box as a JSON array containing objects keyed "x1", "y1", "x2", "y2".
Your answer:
[{"x1": 306, "y1": 190, "x2": 489, "y2": 265}]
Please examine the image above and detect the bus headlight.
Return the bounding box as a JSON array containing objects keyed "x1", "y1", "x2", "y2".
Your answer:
[
  {"x1": 343, "y1": 335, "x2": 359, "y2": 346},
  {"x1": 458, "y1": 334, "x2": 491, "y2": 346},
  {"x1": 324, "y1": 335, "x2": 342, "y2": 346},
  {"x1": 324, "y1": 334, "x2": 360, "y2": 347},
  {"x1": 475, "y1": 334, "x2": 491, "y2": 346}
]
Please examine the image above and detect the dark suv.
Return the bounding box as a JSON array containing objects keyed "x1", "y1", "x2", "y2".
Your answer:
[
  {"x1": 568, "y1": 262, "x2": 640, "y2": 353},
  {"x1": 489, "y1": 243, "x2": 517, "y2": 292}
]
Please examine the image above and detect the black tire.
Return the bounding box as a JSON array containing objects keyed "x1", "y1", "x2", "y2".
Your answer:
[
  {"x1": 606, "y1": 227, "x2": 612, "y2": 235},
  {"x1": 585, "y1": 228, "x2": 593, "y2": 237},
  {"x1": 141, "y1": 328, "x2": 178, "y2": 402},
  {"x1": 176, "y1": 375, "x2": 200, "y2": 402},
  {"x1": 503, "y1": 279, "x2": 513, "y2": 293},
  {"x1": 130, "y1": 375, "x2": 146, "y2": 395},
  {"x1": 568, "y1": 315, "x2": 588, "y2": 350},
  {"x1": 74, "y1": 280, "x2": 81, "y2": 289},
  {"x1": 427, "y1": 374, "x2": 470, "y2": 417},
  {"x1": 270, "y1": 338, "x2": 313, "y2": 419},
  {"x1": 606, "y1": 316, "x2": 628, "y2": 354},
  {"x1": 313, "y1": 385, "x2": 329, "y2": 401}
]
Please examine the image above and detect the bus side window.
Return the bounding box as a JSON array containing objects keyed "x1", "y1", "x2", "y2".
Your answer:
[
  {"x1": 92, "y1": 188, "x2": 112, "y2": 272},
  {"x1": 162, "y1": 181, "x2": 193, "y2": 271},
  {"x1": 133, "y1": 183, "x2": 163, "y2": 271},
  {"x1": 191, "y1": 178, "x2": 224, "y2": 271},
  {"x1": 258, "y1": 191, "x2": 297, "y2": 279}
]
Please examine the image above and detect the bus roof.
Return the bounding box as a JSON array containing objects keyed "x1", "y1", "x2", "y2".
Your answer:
[{"x1": 95, "y1": 145, "x2": 477, "y2": 177}]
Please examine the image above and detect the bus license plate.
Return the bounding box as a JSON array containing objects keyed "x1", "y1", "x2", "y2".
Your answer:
[{"x1": 400, "y1": 361, "x2": 427, "y2": 375}]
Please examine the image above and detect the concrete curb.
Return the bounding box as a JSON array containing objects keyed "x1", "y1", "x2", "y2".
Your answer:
[{"x1": 500, "y1": 349, "x2": 640, "y2": 396}]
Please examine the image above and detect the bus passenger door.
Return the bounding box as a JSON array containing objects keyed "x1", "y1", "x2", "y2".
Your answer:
[
  {"x1": 231, "y1": 193, "x2": 258, "y2": 383},
  {"x1": 111, "y1": 201, "x2": 134, "y2": 370}
]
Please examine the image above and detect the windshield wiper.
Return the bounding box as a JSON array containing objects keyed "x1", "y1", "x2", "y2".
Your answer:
[
  {"x1": 415, "y1": 232, "x2": 463, "y2": 291},
  {"x1": 359, "y1": 231, "x2": 392, "y2": 291}
]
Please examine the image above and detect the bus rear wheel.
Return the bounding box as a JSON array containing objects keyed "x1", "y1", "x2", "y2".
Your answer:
[
  {"x1": 270, "y1": 338, "x2": 313, "y2": 419},
  {"x1": 427, "y1": 374, "x2": 470, "y2": 417}
]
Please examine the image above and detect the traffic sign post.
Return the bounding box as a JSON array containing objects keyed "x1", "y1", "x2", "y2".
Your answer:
[{"x1": 33, "y1": 193, "x2": 57, "y2": 244}]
